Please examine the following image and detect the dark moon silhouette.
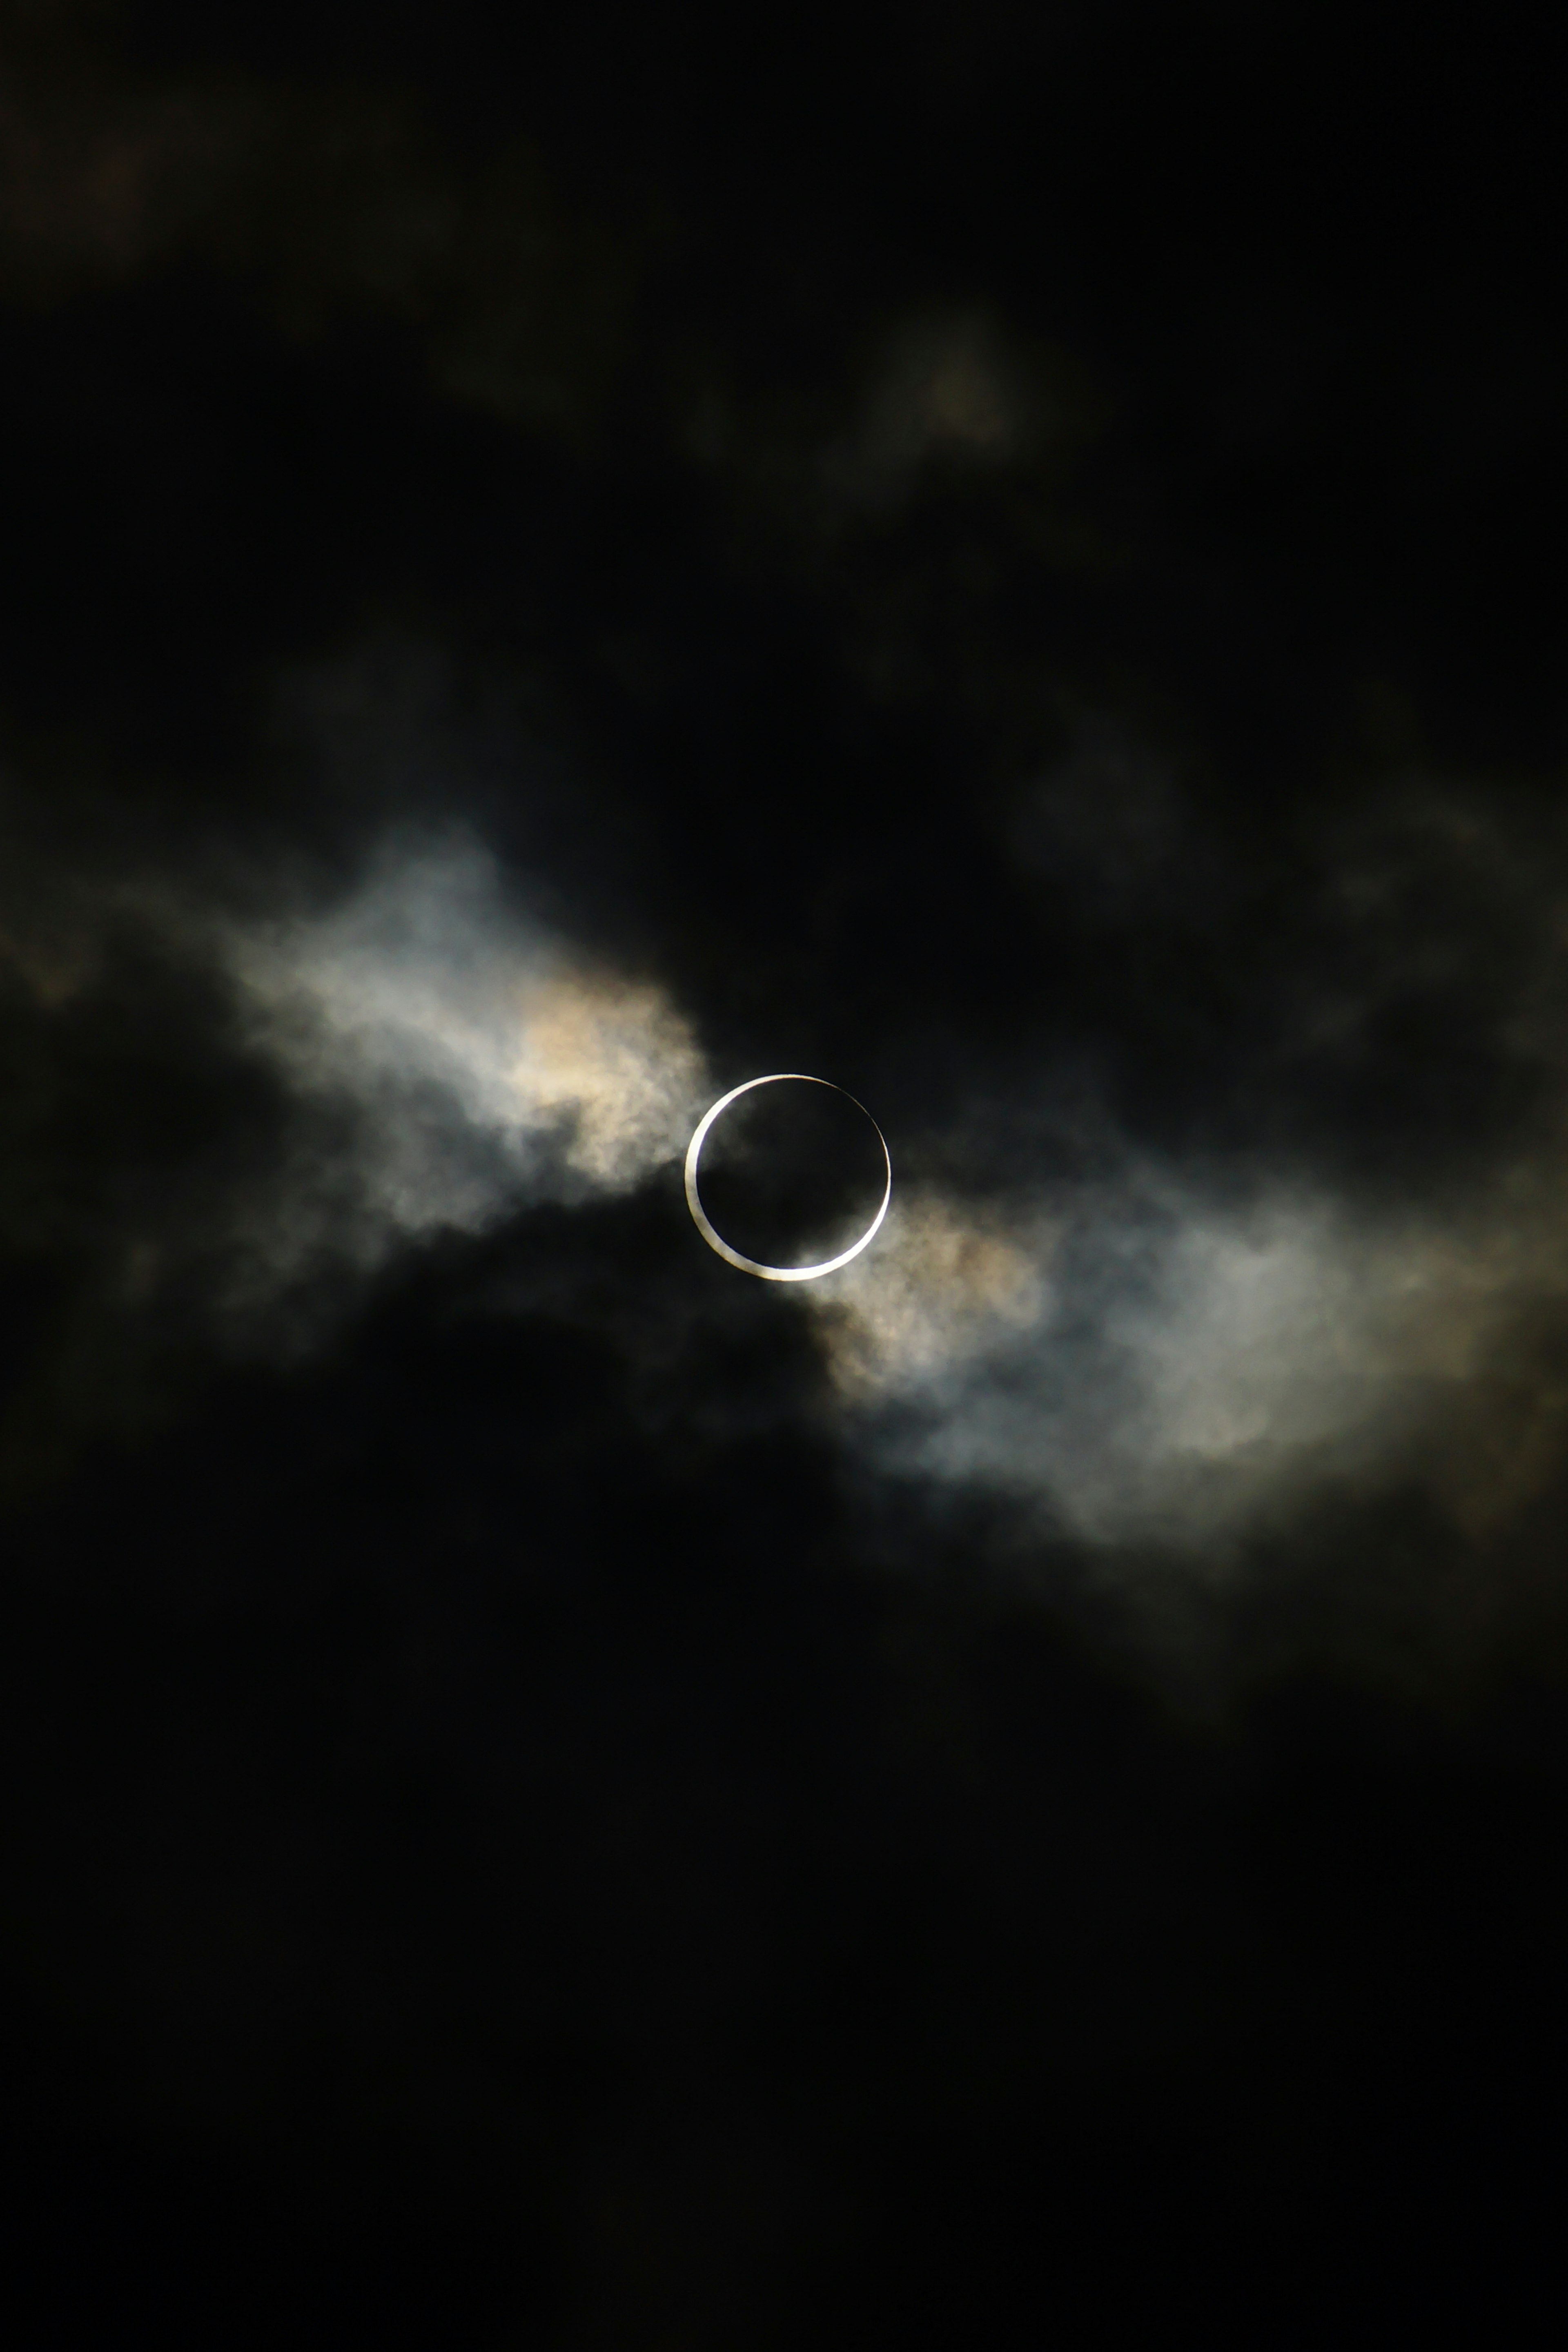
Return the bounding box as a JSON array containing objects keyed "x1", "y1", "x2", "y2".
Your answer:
[{"x1": 690, "y1": 1078, "x2": 890, "y2": 1273}]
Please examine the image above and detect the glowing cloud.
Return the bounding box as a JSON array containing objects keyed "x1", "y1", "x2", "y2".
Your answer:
[
  {"x1": 226, "y1": 833, "x2": 708, "y2": 1251},
  {"x1": 807, "y1": 1158, "x2": 1568, "y2": 1554}
]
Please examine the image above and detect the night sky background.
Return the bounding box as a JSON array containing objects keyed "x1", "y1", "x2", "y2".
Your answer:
[{"x1": 4, "y1": 5, "x2": 1568, "y2": 2343}]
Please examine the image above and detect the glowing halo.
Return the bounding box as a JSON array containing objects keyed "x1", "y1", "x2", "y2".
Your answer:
[{"x1": 684, "y1": 1074, "x2": 892, "y2": 1281}]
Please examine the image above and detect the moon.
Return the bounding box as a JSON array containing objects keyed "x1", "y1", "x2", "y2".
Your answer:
[{"x1": 684, "y1": 1075, "x2": 892, "y2": 1281}]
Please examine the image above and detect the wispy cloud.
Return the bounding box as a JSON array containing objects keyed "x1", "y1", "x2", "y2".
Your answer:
[
  {"x1": 812, "y1": 1153, "x2": 1568, "y2": 1553},
  {"x1": 223, "y1": 830, "x2": 707, "y2": 1275},
  {"x1": 229, "y1": 808, "x2": 1568, "y2": 1556}
]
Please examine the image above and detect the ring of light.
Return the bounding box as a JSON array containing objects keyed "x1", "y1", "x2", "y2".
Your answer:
[{"x1": 684, "y1": 1074, "x2": 892, "y2": 1281}]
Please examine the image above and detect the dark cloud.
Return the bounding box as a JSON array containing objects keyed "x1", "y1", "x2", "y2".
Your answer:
[{"x1": 2, "y1": 7, "x2": 1568, "y2": 2343}]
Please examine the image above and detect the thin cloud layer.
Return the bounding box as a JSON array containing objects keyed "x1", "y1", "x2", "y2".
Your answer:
[
  {"x1": 811, "y1": 1190, "x2": 1048, "y2": 1394},
  {"x1": 797, "y1": 774, "x2": 1568, "y2": 1557},
  {"x1": 9, "y1": 678, "x2": 1568, "y2": 1620},
  {"x1": 822, "y1": 1164, "x2": 1565, "y2": 1551},
  {"x1": 225, "y1": 832, "x2": 709, "y2": 1266},
  {"x1": 209, "y1": 783, "x2": 1568, "y2": 1565}
]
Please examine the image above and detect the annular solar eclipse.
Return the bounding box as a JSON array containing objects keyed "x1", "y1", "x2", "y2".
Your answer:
[{"x1": 684, "y1": 1075, "x2": 892, "y2": 1280}]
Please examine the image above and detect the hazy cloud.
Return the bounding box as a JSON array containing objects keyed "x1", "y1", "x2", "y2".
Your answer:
[
  {"x1": 225, "y1": 832, "x2": 709, "y2": 1269},
  {"x1": 216, "y1": 779, "x2": 1568, "y2": 1562}
]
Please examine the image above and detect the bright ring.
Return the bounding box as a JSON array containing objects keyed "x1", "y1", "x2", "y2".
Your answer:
[{"x1": 684, "y1": 1074, "x2": 892, "y2": 1281}]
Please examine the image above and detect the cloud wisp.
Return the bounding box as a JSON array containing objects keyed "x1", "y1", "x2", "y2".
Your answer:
[
  {"x1": 218, "y1": 831, "x2": 709, "y2": 1293},
  {"x1": 813, "y1": 1162, "x2": 1568, "y2": 1553},
  {"x1": 15, "y1": 736, "x2": 1568, "y2": 1600},
  {"x1": 218, "y1": 806, "x2": 1568, "y2": 1563}
]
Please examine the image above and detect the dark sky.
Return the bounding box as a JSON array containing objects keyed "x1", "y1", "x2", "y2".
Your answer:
[{"x1": 3, "y1": 6, "x2": 1568, "y2": 2343}]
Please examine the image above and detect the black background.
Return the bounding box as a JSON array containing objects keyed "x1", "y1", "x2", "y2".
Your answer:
[{"x1": 3, "y1": 6, "x2": 1568, "y2": 2343}]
